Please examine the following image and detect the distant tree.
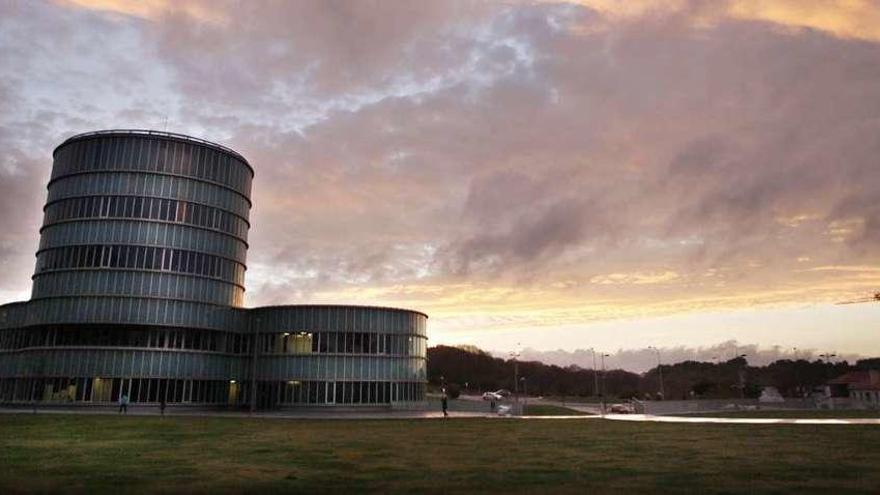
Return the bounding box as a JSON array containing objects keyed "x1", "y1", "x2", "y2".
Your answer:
[
  {"x1": 618, "y1": 389, "x2": 640, "y2": 400},
  {"x1": 856, "y1": 358, "x2": 880, "y2": 370},
  {"x1": 445, "y1": 383, "x2": 461, "y2": 399},
  {"x1": 691, "y1": 381, "x2": 714, "y2": 397},
  {"x1": 427, "y1": 346, "x2": 641, "y2": 398},
  {"x1": 744, "y1": 382, "x2": 762, "y2": 399},
  {"x1": 427, "y1": 345, "x2": 879, "y2": 400},
  {"x1": 455, "y1": 345, "x2": 489, "y2": 356}
]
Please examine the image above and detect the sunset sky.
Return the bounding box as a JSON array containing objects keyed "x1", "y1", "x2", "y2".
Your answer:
[{"x1": 1, "y1": 0, "x2": 879, "y2": 371}]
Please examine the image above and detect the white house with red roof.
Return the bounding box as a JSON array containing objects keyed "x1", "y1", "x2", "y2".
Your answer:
[{"x1": 827, "y1": 370, "x2": 880, "y2": 408}]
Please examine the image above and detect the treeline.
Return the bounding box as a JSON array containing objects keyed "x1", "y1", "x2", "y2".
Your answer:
[
  {"x1": 428, "y1": 345, "x2": 880, "y2": 400},
  {"x1": 427, "y1": 345, "x2": 640, "y2": 399}
]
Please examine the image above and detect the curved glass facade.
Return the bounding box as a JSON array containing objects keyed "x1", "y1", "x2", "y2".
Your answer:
[
  {"x1": 50, "y1": 133, "x2": 252, "y2": 197},
  {"x1": 250, "y1": 306, "x2": 427, "y2": 407},
  {"x1": 0, "y1": 130, "x2": 428, "y2": 409},
  {"x1": 44, "y1": 195, "x2": 250, "y2": 240},
  {"x1": 35, "y1": 130, "x2": 251, "y2": 306},
  {"x1": 35, "y1": 244, "x2": 248, "y2": 286}
]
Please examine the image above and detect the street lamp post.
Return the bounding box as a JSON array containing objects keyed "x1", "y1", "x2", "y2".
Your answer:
[
  {"x1": 648, "y1": 346, "x2": 664, "y2": 399},
  {"x1": 712, "y1": 356, "x2": 721, "y2": 397},
  {"x1": 819, "y1": 353, "x2": 837, "y2": 364},
  {"x1": 737, "y1": 354, "x2": 748, "y2": 399},
  {"x1": 819, "y1": 353, "x2": 837, "y2": 397},
  {"x1": 590, "y1": 348, "x2": 599, "y2": 400},
  {"x1": 601, "y1": 353, "x2": 610, "y2": 415},
  {"x1": 509, "y1": 344, "x2": 521, "y2": 414}
]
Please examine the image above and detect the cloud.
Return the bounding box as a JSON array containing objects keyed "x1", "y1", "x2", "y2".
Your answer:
[
  {"x1": 1, "y1": 0, "x2": 879, "y2": 353},
  {"x1": 564, "y1": 0, "x2": 880, "y2": 41},
  {"x1": 54, "y1": 0, "x2": 228, "y2": 24}
]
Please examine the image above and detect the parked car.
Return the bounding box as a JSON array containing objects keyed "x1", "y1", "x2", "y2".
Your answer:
[
  {"x1": 482, "y1": 391, "x2": 502, "y2": 401},
  {"x1": 494, "y1": 389, "x2": 512, "y2": 398},
  {"x1": 610, "y1": 403, "x2": 635, "y2": 414}
]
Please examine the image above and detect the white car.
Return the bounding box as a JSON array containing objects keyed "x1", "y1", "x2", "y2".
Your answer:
[
  {"x1": 610, "y1": 403, "x2": 635, "y2": 414},
  {"x1": 482, "y1": 391, "x2": 502, "y2": 401}
]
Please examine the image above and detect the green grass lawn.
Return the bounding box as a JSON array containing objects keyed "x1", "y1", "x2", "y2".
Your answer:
[
  {"x1": 522, "y1": 404, "x2": 591, "y2": 416},
  {"x1": 534, "y1": 395, "x2": 605, "y2": 404},
  {"x1": 687, "y1": 409, "x2": 880, "y2": 419},
  {"x1": 1, "y1": 414, "x2": 879, "y2": 493}
]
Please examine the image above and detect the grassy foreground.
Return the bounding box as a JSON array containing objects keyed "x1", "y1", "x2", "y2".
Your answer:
[
  {"x1": 1, "y1": 414, "x2": 879, "y2": 493},
  {"x1": 688, "y1": 409, "x2": 880, "y2": 419},
  {"x1": 522, "y1": 404, "x2": 591, "y2": 416}
]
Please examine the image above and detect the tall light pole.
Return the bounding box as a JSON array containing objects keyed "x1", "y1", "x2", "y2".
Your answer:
[
  {"x1": 509, "y1": 343, "x2": 521, "y2": 413},
  {"x1": 601, "y1": 353, "x2": 610, "y2": 415},
  {"x1": 819, "y1": 353, "x2": 837, "y2": 395},
  {"x1": 712, "y1": 355, "x2": 721, "y2": 397},
  {"x1": 736, "y1": 354, "x2": 747, "y2": 399},
  {"x1": 509, "y1": 347, "x2": 521, "y2": 394},
  {"x1": 590, "y1": 348, "x2": 599, "y2": 399},
  {"x1": 819, "y1": 353, "x2": 836, "y2": 363},
  {"x1": 648, "y1": 346, "x2": 664, "y2": 399}
]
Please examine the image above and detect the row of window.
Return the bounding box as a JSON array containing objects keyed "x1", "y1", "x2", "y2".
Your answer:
[
  {"x1": 44, "y1": 195, "x2": 248, "y2": 239},
  {"x1": 0, "y1": 297, "x2": 248, "y2": 333},
  {"x1": 259, "y1": 331, "x2": 426, "y2": 356},
  {"x1": 0, "y1": 327, "x2": 426, "y2": 357},
  {"x1": 259, "y1": 380, "x2": 426, "y2": 405},
  {"x1": 48, "y1": 172, "x2": 251, "y2": 218},
  {"x1": 0, "y1": 377, "x2": 237, "y2": 404},
  {"x1": 0, "y1": 348, "x2": 243, "y2": 381},
  {"x1": 32, "y1": 270, "x2": 244, "y2": 307},
  {"x1": 0, "y1": 377, "x2": 426, "y2": 405},
  {"x1": 0, "y1": 326, "x2": 250, "y2": 354},
  {"x1": 53, "y1": 136, "x2": 251, "y2": 195},
  {"x1": 257, "y1": 355, "x2": 426, "y2": 382},
  {"x1": 36, "y1": 244, "x2": 246, "y2": 286},
  {"x1": 0, "y1": 349, "x2": 425, "y2": 383},
  {"x1": 251, "y1": 309, "x2": 427, "y2": 336},
  {"x1": 39, "y1": 219, "x2": 247, "y2": 261}
]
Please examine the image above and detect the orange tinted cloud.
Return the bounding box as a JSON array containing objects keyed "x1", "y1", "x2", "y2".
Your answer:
[
  {"x1": 55, "y1": 0, "x2": 227, "y2": 23},
  {"x1": 565, "y1": 0, "x2": 880, "y2": 41}
]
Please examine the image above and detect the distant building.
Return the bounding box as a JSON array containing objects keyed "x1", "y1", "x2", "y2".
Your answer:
[
  {"x1": 826, "y1": 370, "x2": 880, "y2": 408},
  {"x1": 0, "y1": 130, "x2": 427, "y2": 409},
  {"x1": 758, "y1": 386, "x2": 784, "y2": 403}
]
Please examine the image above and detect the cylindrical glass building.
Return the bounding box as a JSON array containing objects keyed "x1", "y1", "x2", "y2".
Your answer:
[{"x1": 0, "y1": 130, "x2": 427, "y2": 409}]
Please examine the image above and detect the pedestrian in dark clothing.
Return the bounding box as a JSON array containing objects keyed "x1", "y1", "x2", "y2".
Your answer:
[
  {"x1": 441, "y1": 390, "x2": 449, "y2": 418},
  {"x1": 160, "y1": 396, "x2": 167, "y2": 417},
  {"x1": 118, "y1": 394, "x2": 128, "y2": 414}
]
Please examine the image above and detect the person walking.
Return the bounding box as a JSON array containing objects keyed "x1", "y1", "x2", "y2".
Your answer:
[
  {"x1": 118, "y1": 393, "x2": 128, "y2": 414},
  {"x1": 441, "y1": 389, "x2": 449, "y2": 419},
  {"x1": 160, "y1": 396, "x2": 167, "y2": 417}
]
